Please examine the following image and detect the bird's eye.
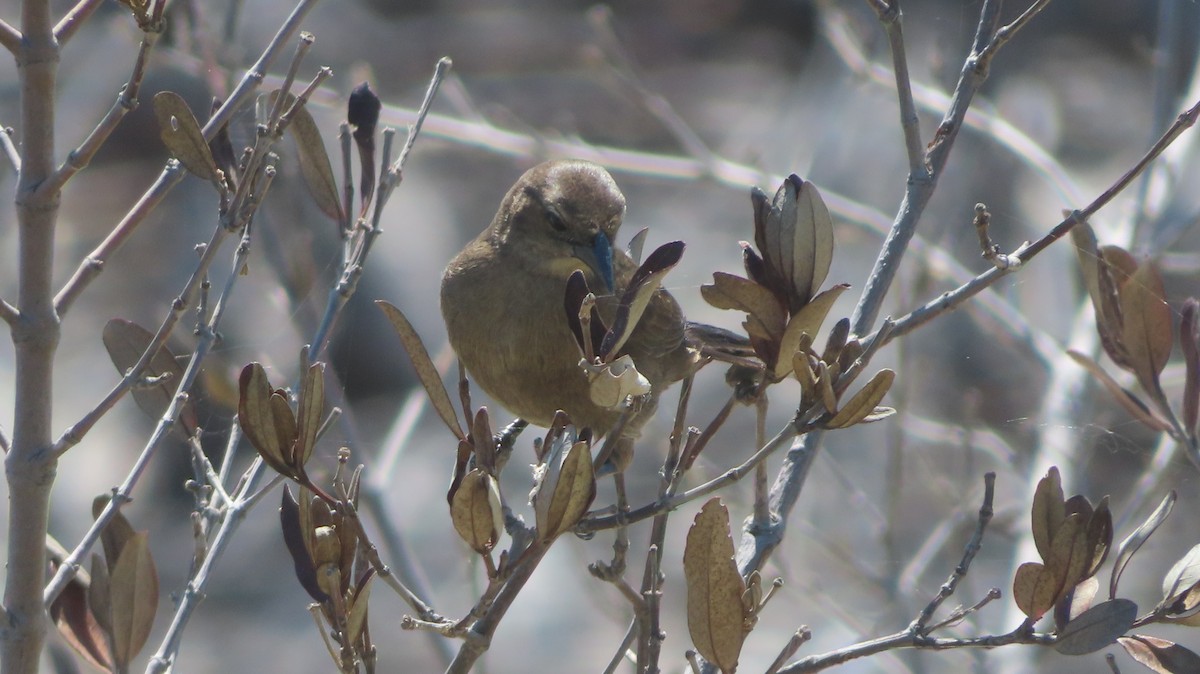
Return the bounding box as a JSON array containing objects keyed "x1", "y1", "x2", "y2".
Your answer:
[{"x1": 546, "y1": 209, "x2": 567, "y2": 232}]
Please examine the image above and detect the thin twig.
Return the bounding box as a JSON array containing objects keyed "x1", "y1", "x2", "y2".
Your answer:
[
  {"x1": 38, "y1": 26, "x2": 161, "y2": 201},
  {"x1": 867, "y1": 0, "x2": 926, "y2": 178},
  {"x1": 850, "y1": 0, "x2": 1004, "y2": 336},
  {"x1": 0, "y1": 19, "x2": 18, "y2": 55},
  {"x1": 54, "y1": 0, "x2": 322, "y2": 316},
  {"x1": 54, "y1": 0, "x2": 106, "y2": 46},
  {"x1": 911, "y1": 473, "x2": 996, "y2": 633}
]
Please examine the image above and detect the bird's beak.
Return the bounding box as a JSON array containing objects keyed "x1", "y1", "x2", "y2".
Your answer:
[{"x1": 573, "y1": 230, "x2": 615, "y2": 294}]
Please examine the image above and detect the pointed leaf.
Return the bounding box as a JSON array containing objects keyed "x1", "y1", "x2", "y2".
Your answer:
[
  {"x1": 1112, "y1": 490, "x2": 1176, "y2": 599},
  {"x1": 1067, "y1": 350, "x2": 1172, "y2": 433},
  {"x1": 1032, "y1": 466, "x2": 1065, "y2": 563},
  {"x1": 1054, "y1": 598, "x2": 1137, "y2": 655},
  {"x1": 109, "y1": 531, "x2": 158, "y2": 668},
  {"x1": 601, "y1": 241, "x2": 684, "y2": 358},
  {"x1": 532, "y1": 440, "x2": 596, "y2": 541},
  {"x1": 50, "y1": 566, "x2": 112, "y2": 671},
  {"x1": 1119, "y1": 635, "x2": 1200, "y2": 674},
  {"x1": 268, "y1": 91, "x2": 344, "y2": 222},
  {"x1": 238, "y1": 363, "x2": 291, "y2": 475},
  {"x1": 826, "y1": 369, "x2": 894, "y2": 429},
  {"x1": 269, "y1": 391, "x2": 298, "y2": 466},
  {"x1": 294, "y1": 362, "x2": 325, "y2": 468},
  {"x1": 790, "y1": 178, "x2": 835, "y2": 303},
  {"x1": 87, "y1": 554, "x2": 113, "y2": 635},
  {"x1": 280, "y1": 487, "x2": 328, "y2": 602},
  {"x1": 1120, "y1": 261, "x2": 1172, "y2": 395},
  {"x1": 450, "y1": 469, "x2": 501, "y2": 554},
  {"x1": 346, "y1": 569, "x2": 376, "y2": 645},
  {"x1": 378, "y1": 301, "x2": 464, "y2": 440},
  {"x1": 1047, "y1": 513, "x2": 1090, "y2": 602},
  {"x1": 774, "y1": 283, "x2": 850, "y2": 380},
  {"x1": 102, "y1": 318, "x2": 198, "y2": 435},
  {"x1": 153, "y1": 91, "x2": 219, "y2": 182},
  {"x1": 684, "y1": 498, "x2": 747, "y2": 673},
  {"x1": 93, "y1": 496, "x2": 137, "y2": 572},
  {"x1": 1085, "y1": 497, "x2": 1113, "y2": 578}
]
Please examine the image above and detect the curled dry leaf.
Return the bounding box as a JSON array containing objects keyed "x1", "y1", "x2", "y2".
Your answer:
[
  {"x1": 531, "y1": 439, "x2": 596, "y2": 541},
  {"x1": 153, "y1": 91, "x2": 220, "y2": 183},
  {"x1": 1118, "y1": 635, "x2": 1200, "y2": 674},
  {"x1": 1161, "y1": 543, "x2": 1200, "y2": 607},
  {"x1": 701, "y1": 272, "x2": 787, "y2": 342},
  {"x1": 1111, "y1": 490, "x2": 1176, "y2": 599},
  {"x1": 378, "y1": 300, "x2": 464, "y2": 441},
  {"x1": 583, "y1": 355, "x2": 650, "y2": 409},
  {"x1": 684, "y1": 498, "x2": 748, "y2": 673},
  {"x1": 450, "y1": 469, "x2": 503, "y2": 555},
  {"x1": 825, "y1": 368, "x2": 894, "y2": 429}
]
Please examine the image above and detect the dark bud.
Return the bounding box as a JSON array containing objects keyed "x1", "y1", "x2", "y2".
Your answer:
[{"x1": 348, "y1": 81, "x2": 381, "y2": 145}]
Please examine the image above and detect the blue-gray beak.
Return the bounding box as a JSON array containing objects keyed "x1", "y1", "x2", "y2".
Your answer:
[{"x1": 573, "y1": 230, "x2": 615, "y2": 293}]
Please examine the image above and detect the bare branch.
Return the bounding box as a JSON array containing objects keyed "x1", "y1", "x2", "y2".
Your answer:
[
  {"x1": 53, "y1": 0, "x2": 104, "y2": 45},
  {"x1": 0, "y1": 19, "x2": 19, "y2": 55}
]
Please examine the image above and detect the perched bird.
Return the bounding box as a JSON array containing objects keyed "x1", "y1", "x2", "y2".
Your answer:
[{"x1": 440, "y1": 159, "x2": 698, "y2": 444}]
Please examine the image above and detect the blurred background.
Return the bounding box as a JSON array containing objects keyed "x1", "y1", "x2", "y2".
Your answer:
[{"x1": 2, "y1": 0, "x2": 1200, "y2": 672}]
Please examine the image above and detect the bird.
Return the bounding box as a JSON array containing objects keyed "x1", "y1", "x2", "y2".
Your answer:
[{"x1": 440, "y1": 159, "x2": 699, "y2": 451}]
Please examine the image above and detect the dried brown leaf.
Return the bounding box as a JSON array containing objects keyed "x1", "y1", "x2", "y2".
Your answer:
[
  {"x1": 378, "y1": 301, "x2": 464, "y2": 440},
  {"x1": 826, "y1": 369, "x2": 894, "y2": 429},
  {"x1": 93, "y1": 496, "x2": 138, "y2": 578},
  {"x1": 1032, "y1": 466, "x2": 1065, "y2": 563},
  {"x1": 1119, "y1": 261, "x2": 1172, "y2": 396},
  {"x1": 294, "y1": 362, "x2": 325, "y2": 469},
  {"x1": 153, "y1": 91, "x2": 219, "y2": 182},
  {"x1": 1119, "y1": 635, "x2": 1200, "y2": 674},
  {"x1": 1162, "y1": 543, "x2": 1200, "y2": 606},
  {"x1": 1014, "y1": 561, "x2": 1046, "y2": 620},
  {"x1": 684, "y1": 499, "x2": 747, "y2": 673},
  {"x1": 102, "y1": 318, "x2": 198, "y2": 435},
  {"x1": 450, "y1": 469, "x2": 502, "y2": 554},
  {"x1": 346, "y1": 569, "x2": 376, "y2": 646},
  {"x1": 532, "y1": 440, "x2": 596, "y2": 541},
  {"x1": 280, "y1": 486, "x2": 328, "y2": 602},
  {"x1": 50, "y1": 565, "x2": 112, "y2": 671},
  {"x1": 1067, "y1": 350, "x2": 1172, "y2": 433},
  {"x1": 701, "y1": 272, "x2": 787, "y2": 341},
  {"x1": 267, "y1": 91, "x2": 344, "y2": 222},
  {"x1": 1111, "y1": 490, "x2": 1176, "y2": 600},
  {"x1": 602, "y1": 241, "x2": 685, "y2": 357},
  {"x1": 774, "y1": 284, "x2": 850, "y2": 380},
  {"x1": 238, "y1": 363, "x2": 292, "y2": 475},
  {"x1": 109, "y1": 531, "x2": 158, "y2": 668}
]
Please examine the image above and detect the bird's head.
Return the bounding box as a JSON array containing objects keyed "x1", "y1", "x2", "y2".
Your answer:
[{"x1": 496, "y1": 159, "x2": 626, "y2": 293}]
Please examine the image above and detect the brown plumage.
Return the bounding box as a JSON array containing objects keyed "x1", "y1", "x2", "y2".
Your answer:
[{"x1": 440, "y1": 159, "x2": 698, "y2": 439}]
